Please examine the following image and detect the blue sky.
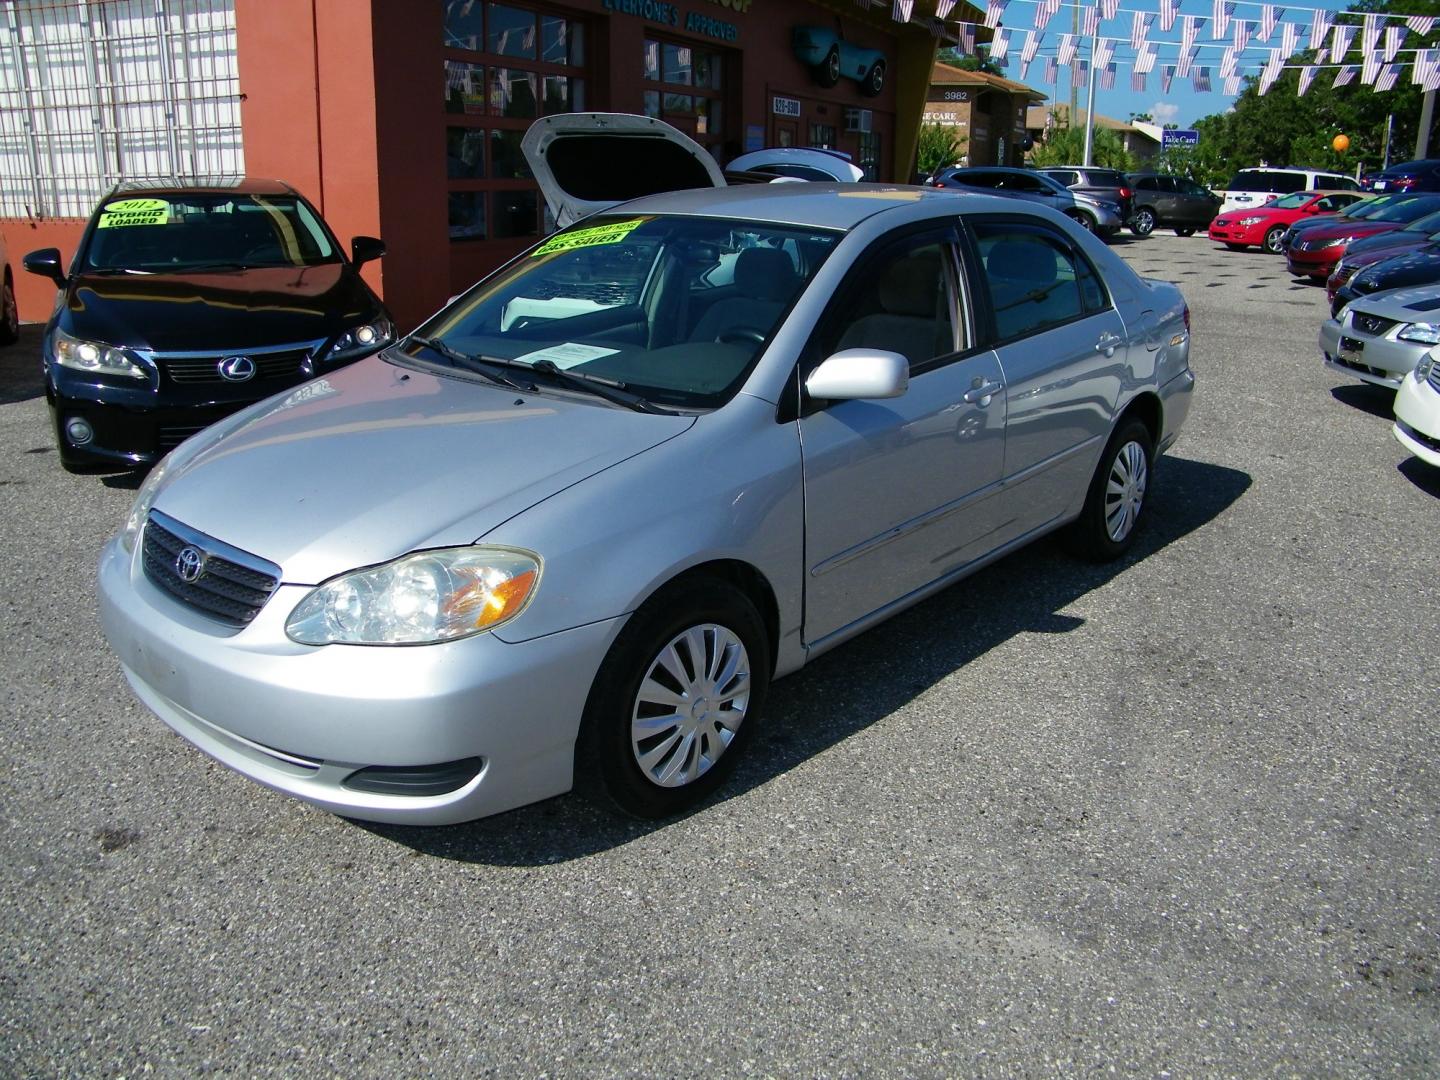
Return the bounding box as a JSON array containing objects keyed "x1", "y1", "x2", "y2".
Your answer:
[{"x1": 986, "y1": 0, "x2": 1375, "y2": 128}]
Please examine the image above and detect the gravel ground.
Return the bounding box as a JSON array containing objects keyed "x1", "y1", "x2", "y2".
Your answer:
[{"x1": 1, "y1": 232, "x2": 1437, "y2": 1077}]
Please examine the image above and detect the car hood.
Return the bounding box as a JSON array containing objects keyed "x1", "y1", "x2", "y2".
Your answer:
[
  {"x1": 61, "y1": 264, "x2": 380, "y2": 352},
  {"x1": 1305, "y1": 221, "x2": 1400, "y2": 241},
  {"x1": 521, "y1": 113, "x2": 725, "y2": 228},
  {"x1": 1342, "y1": 282, "x2": 1440, "y2": 320},
  {"x1": 150, "y1": 355, "x2": 696, "y2": 583},
  {"x1": 1344, "y1": 229, "x2": 1433, "y2": 259},
  {"x1": 1353, "y1": 247, "x2": 1440, "y2": 294}
]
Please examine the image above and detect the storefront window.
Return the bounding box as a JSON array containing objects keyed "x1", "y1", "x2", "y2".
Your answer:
[
  {"x1": 643, "y1": 37, "x2": 729, "y2": 153},
  {"x1": 809, "y1": 123, "x2": 836, "y2": 150},
  {"x1": 662, "y1": 43, "x2": 692, "y2": 85},
  {"x1": 443, "y1": 1, "x2": 588, "y2": 244},
  {"x1": 643, "y1": 90, "x2": 660, "y2": 118},
  {"x1": 858, "y1": 131, "x2": 881, "y2": 181}
]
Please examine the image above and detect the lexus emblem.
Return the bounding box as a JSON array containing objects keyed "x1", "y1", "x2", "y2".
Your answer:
[
  {"x1": 218, "y1": 355, "x2": 256, "y2": 382},
  {"x1": 1357, "y1": 315, "x2": 1383, "y2": 334},
  {"x1": 175, "y1": 545, "x2": 205, "y2": 583}
]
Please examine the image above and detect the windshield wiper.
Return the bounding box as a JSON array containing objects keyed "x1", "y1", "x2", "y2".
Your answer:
[
  {"x1": 407, "y1": 336, "x2": 534, "y2": 392},
  {"x1": 526, "y1": 359, "x2": 675, "y2": 415}
]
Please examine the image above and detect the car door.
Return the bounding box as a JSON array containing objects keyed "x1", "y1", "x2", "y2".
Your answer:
[
  {"x1": 964, "y1": 215, "x2": 1126, "y2": 539},
  {"x1": 796, "y1": 225, "x2": 1007, "y2": 646}
]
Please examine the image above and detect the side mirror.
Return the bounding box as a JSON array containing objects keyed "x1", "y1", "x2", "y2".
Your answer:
[
  {"x1": 351, "y1": 236, "x2": 386, "y2": 267},
  {"x1": 23, "y1": 248, "x2": 66, "y2": 286},
  {"x1": 805, "y1": 349, "x2": 909, "y2": 402}
]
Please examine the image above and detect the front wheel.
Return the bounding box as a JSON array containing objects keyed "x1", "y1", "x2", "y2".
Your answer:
[
  {"x1": 1065, "y1": 419, "x2": 1154, "y2": 562},
  {"x1": 1174, "y1": 227, "x2": 1196, "y2": 237},
  {"x1": 860, "y1": 59, "x2": 885, "y2": 97},
  {"x1": 814, "y1": 47, "x2": 841, "y2": 88},
  {"x1": 1067, "y1": 210, "x2": 1096, "y2": 232},
  {"x1": 1263, "y1": 225, "x2": 1287, "y2": 254},
  {"x1": 1130, "y1": 208, "x2": 1156, "y2": 236},
  {"x1": 578, "y1": 579, "x2": 770, "y2": 819}
]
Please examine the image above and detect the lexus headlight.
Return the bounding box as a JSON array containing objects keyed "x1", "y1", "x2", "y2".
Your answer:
[
  {"x1": 326, "y1": 317, "x2": 394, "y2": 361},
  {"x1": 1398, "y1": 322, "x2": 1440, "y2": 345},
  {"x1": 53, "y1": 328, "x2": 147, "y2": 379},
  {"x1": 286, "y1": 547, "x2": 541, "y2": 645},
  {"x1": 1239, "y1": 216, "x2": 1267, "y2": 226}
]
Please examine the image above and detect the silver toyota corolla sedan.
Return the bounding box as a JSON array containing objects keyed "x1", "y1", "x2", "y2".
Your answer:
[{"x1": 99, "y1": 176, "x2": 1194, "y2": 825}]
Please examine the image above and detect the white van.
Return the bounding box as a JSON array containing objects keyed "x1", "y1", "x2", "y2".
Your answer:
[{"x1": 1216, "y1": 167, "x2": 1359, "y2": 215}]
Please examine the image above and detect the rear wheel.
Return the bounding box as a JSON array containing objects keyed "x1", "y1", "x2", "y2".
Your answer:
[
  {"x1": 0, "y1": 272, "x2": 18, "y2": 345},
  {"x1": 815, "y1": 47, "x2": 841, "y2": 88},
  {"x1": 1263, "y1": 225, "x2": 1287, "y2": 254},
  {"x1": 578, "y1": 579, "x2": 770, "y2": 819},
  {"x1": 1065, "y1": 419, "x2": 1154, "y2": 562},
  {"x1": 1130, "y1": 208, "x2": 1156, "y2": 236},
  {"x1": 860, "y1": 59, "x2": 885, "y2": 97}
]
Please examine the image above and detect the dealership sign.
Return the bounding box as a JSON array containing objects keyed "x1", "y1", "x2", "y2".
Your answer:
[{"x1": 1162, "y1": 129, "x2": 1200, "y2": 148}]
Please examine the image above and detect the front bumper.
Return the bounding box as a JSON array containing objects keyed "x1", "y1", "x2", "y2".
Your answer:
[
  {"x1": 1208, "y1": 222, "x2": 1260, "y2": 246},
  {"x1": 1393, "y1": 369, "x2": 1440, "y2": 467},
  {"x1": 98, "y1": 532, "x2": 625, "y2": 824},
  {"x1": 1318, "y1": 318, "x2": 1426, "y2": 389},
  {"x1": 1287, "y1": 247, "x2": 1343, "y2": 279}
]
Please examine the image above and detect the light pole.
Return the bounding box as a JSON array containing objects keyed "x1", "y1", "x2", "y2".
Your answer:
[{"x1": 1081, "y1": 23, "x2": 1099, "y2": 166}]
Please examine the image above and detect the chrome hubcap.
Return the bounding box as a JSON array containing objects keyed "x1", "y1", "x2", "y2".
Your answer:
[
  {"x1": 1104, "y1": 440, "x2": 1148, "y2": 542},
  {"x1": 631, "y1": 624, "x2": 750, "y2": 788}
]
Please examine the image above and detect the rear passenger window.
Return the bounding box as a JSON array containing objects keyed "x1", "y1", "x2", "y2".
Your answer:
[
  {"x1": 1270, "y1": 173, "x2": 1305, "y2": 193},
  {"x1": 1048, "y1": 170, "x2": 1079, "y2": 187},
  {"x1": 971, "y1": 221, "x2": 1106, "y2": 341}
]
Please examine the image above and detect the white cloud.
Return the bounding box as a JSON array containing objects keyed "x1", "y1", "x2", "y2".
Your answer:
[{"x1": 1150, "y1": 102, "x2": 1181, "y2": 123}]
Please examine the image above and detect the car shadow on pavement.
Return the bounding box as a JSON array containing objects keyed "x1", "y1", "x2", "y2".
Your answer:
[
  {"x1": 1398, "y1": 456, "x2": 1440, "y2": 497},
  {"x1": 361, "y1": 454, "x2": 1252, "y2": 866},
  {"x1": 1329, "y1": 382, "x2": 1396, "y2": 418},
  {"x1": 0, "y1": 324, "x2": 46, "y2": 405}
]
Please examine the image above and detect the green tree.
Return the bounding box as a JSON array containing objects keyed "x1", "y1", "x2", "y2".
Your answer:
[
  {"x1": 915, "y1": 122, "x2": 968, "y2": 175},
  {"x1": 1028, "y1": 125, "x2": 1137, "y2": 170},
  {"x1": 937, "y1": 47, "x2": 1003, "y2": 75}
]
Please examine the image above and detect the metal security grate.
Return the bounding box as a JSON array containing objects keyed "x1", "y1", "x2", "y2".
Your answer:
[
  {"x1": 142, "y1": 509, "x2": 280, "y2": 625},
  {"x1": 0, "y1": 0, "x2": 241, "y2": 219}
]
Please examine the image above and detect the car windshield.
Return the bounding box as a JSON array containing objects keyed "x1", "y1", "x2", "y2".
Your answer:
[
  {"x1": 1400, "y1": 209, "x2": 1440, "y2": 232},
  {"x1": 404, "y1": 214, "x2": 841, "y2": 410},
  {"x1": 1370, "y1": 196, "x2": 1440, "y2": 223},
  {"x1": 83, "y1": 192, "x2": 338, "y2": 272},
  {"x1": 1269, "y1": 193, "x2": 1313, "y2": 209}
]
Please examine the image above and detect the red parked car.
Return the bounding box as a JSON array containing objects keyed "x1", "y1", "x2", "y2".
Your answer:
[
  {"x1": 1209, "y1": 190, "x2": 1365, "y2": 253},
  {"x1": 1285, "y1": 193, "x2": 1440, "y2": 280}
]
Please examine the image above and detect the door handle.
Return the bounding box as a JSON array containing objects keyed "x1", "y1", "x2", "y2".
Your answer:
[
  {"x1": 1096, "y1": 332, "x2": 1123, "y2": 357},
  {"x1": 963, "y1": 380, "x2": 1004, "y2": 405}
]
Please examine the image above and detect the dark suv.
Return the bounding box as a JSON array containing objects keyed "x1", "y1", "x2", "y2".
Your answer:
[
  {"x1": 1127, "y1": 173, "x2": 1222, "y2": 236},
  {"x1": 25, "y1": 178, "x2": 392, "y2": 472}
]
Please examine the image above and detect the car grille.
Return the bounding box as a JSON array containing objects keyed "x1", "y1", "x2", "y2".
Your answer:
[
  {"x1": 1430, "y1": 364, "x2": 1440, "y2": 392},
  {"x1": 155, "y1": 346, "x2": 313, "y2": 385},
  {"x1": 142, "y1": 510, "x2": 282, "y2": 626},
  {"x1": 1349, "y1": 312, "x2": 1398, "y2": 337}
]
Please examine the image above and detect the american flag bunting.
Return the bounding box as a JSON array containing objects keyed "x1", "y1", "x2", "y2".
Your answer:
[
  {"x1": 1281, "y1": 22, "x2": 1300, "y2": 58},
  {"x1": 1376, "y1": 63, "x2": 1399, "y2": 91},
  {"x1": 1224, "y1": 73, "x2": 1241, "y2": 94},
  {"x1": 1161, "y1": 64, "x2": 1175, "y2": 93},
  {"x1": 1407, "y1": 16, "x2": 1436, "y2": 36},
  {"x1": 1083, "y1": 5, "x2": 1099, "y2": 37},
  {"x1": 1181, "y1": 16, "x2": 1204, "y2": 54},
  {"x1": 935, "y1": 0, "x2": 956, "y2": 18},
  {"x1": 1193, "y1": 65, "x2": 1211, "y2": 91},
  {"x1": 1362, "y1": 49, "x2": 1382, "y2": 84},
  {"x1": 1020, "y1": 30, "x2": 1039, "y2": 63},
  {"x1": 1329, "y1": 24, "x2": 1356, "y2": 64},
  {"x1": 1213, "y1": 0, "x2": 1234, "y2": 39},
  {"x1": 1258, "y1": 5, "x2": 1282, "y2": 42},
  {"x1": 1361, "y1": 13, "x2": 1380, "y2": 55},
  {"x1": 991, "y1": 27, "x2": 1011, "y2": 59},
  {"x1": 1176, "y1": 46, "x2": 1195, "y2": 77},
  {"x1": 1309, "y1": 10, "x2": 1331, "y2": 53},
  {"x1": 1131, "y1": 69, "x2": 1147, "y2": 91},
  {"x1": 1333, "y1": 64, "x2": 1356, "y2": 88},
  {"x1": 1131, "y1": 12, "x2": 1154, "y2": 49},
  {"x1": 1057, "y1": 33, "x2": 1076, "y2": 66},
  {"x1": 959, "y1": 23, "x2": 976, "y2": 52},
  {"x1": 1298, "y1": 65, "x2": 1316, "y2": 95},
  {"x1": 891, "y1": 0, "x2": 913, "y2": 23},
  {"x1": 1159, "y1": 0, "x2": 1178, "y2": 33},
  {"x1": 1035, "y1": 0, "x2": 1057, "y2": 32},
  {"x1": 1043, "y1": 55, "x2": 1058, "y2": 83},
  {"x1": 1101, "y1": 62, "x2": 1117, "y2": 89},
  {"x1": 982, "y1": 0, "x2": 1005, "y2": 29},
  {"x1": 1233, "y1": 19, "x2": 1251, "y2": 52},
  {"x1": 1219, "y1": 47, "x2": 1237, "y2": 78},
  {"x1": 1101, "y1": 0, "x2": 1119, "y2": 21},
  {"x1": 1095, "y1": 37, "x2": 1114, "y2": 70},
  {"x1": 1384, "y1": 26, "x2": 1405, "y2": 62},
  {"x1": 1135, "y1": 41, "x2": 1157, "y2": 74}
]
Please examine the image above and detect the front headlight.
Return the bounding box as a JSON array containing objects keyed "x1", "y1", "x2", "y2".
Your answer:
[
  {"x1": 1416, "y1": 351, "x2": 1436, "y2": 379},
  {"x1": 286, "y1": 546, "x2": 541, "y2": 645},
  {"x1": 325, "y1": 317, "x2": 394, "y2": 361},
  {"x1": 1398, "y1": 322, "x2": 1440, "y2": 345},
  {"x1": 53, "y1": 328, "x2": 147, "y2": 379},
  {"x1": 1319, "y1": 237, "x2": 1349, "y2": 249},
  {"x1": 1238, "y1": 215, "x2": 1267, "y2": 226},
  {"x1": 118, "y1": 457, "x2": 171, "y2": 553}
]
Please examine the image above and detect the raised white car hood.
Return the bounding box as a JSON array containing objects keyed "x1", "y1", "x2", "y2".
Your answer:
[
  {"x1": 150, "y1": 357, "x2": 695, "y2": 583},
  {"x1": 521, "y1": 112, "x2": 725, "y2": 227}
]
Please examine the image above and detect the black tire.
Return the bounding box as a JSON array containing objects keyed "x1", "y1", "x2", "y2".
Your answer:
[
  {"x1": 860, "y1": 59, "x2": 885, "y2": 97},
  {"x1": 1130, "y1": 207, "x2": 1156, "y2": 236},
  {"x1": 1064, "y1": 419, "x2": 1154, "y2": 562},
  {"x1": 1174, "y1": 227, "x2": 1196, "y2": 237},
  {"x1": 1263, "y1": 225, "x2": 1286, "y2": 254},
  {"x1": 1067, "y1": 209, "x2": 1096, "y2": 232},
  {"x1": 577, "y1": 578, "x2": 770, "y2": 819},
  {"x1": 815, "y1": 47, "x2": 841, "y2": 88},
  {"x1": 1224, "y1": 242, "x2": 1247, "y2": 251},
  {"x1": 0, "y1": 271, "x2": 18, "y2": 345}
]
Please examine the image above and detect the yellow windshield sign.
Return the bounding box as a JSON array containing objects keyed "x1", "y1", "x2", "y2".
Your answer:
[
  {"x1": 532, "y1": 218, "x2": 646, "y2": 256},
  {"x1": 97, "y1": 198, "x2": 170, "y2": 228}
]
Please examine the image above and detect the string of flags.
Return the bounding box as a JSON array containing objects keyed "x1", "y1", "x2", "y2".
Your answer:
[{"x1": 882, "y1": 0, "x2": 1440, "y2": 95}]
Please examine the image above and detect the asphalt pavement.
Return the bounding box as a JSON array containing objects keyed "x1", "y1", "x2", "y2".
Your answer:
[{"x1": 1, "y1": 234, "x2": 1437, "y2": 1076}]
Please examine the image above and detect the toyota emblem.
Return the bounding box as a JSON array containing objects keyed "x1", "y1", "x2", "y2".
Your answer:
[
  {"x1": 218, "y1": 355, "x2": 256, "y2": 382},
  {"x1": 175, "y1": 545, "x2": 205, "y2": 583}
]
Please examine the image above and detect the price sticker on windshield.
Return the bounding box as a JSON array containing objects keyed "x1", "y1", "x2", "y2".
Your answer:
[
  {"x1": 532, "y1": 218, "x2": 646, "y2": 257},
  {"x1": 97, "y1": 198, "x2": 171, "y2": 228}
]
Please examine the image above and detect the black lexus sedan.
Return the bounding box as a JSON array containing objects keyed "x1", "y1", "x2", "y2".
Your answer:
[{"x1": 24, "y1": 178, "x2": 392, "y2": 471}]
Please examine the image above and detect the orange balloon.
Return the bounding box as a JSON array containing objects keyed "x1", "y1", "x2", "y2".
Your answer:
[{"x1": 1333, "y1": 134, "x2": 1351, "y2": 152}]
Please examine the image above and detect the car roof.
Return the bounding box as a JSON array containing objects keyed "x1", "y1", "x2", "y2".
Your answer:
[
  {"x1": 107, "y1": 176, "x2": 300, "y2": 198},
  {"x1": 608, "y1": 182, "x2": 1016, "y2": 230}
]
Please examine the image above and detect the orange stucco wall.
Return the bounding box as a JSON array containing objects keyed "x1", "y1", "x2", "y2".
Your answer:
[{"x1": 5, "y1": 219, "x2": 83, "y2": 328}]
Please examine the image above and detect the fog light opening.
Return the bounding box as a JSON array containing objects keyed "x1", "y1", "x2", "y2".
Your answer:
[{"x1": 65, "y1": 417, "x2": 94, "y2": 446}]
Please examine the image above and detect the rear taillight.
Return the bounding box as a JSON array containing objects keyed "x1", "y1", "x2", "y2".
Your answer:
[{"x1": 1119, "y1": 186, "x2": 1132, "y2": 198}]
